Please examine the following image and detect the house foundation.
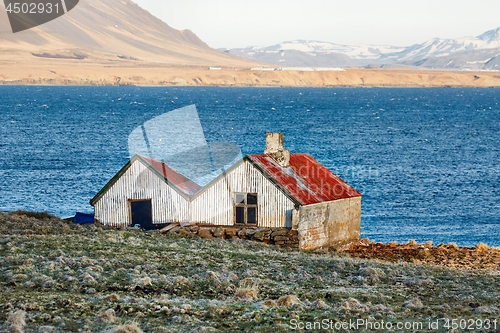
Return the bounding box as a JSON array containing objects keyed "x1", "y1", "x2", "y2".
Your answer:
[{"x1": 160, "y1": 225, "x2": 300, "y2": 247}]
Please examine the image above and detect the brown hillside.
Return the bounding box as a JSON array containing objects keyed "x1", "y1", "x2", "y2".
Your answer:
[
  {"x1": 1, "y1": 1, "x2": 500, "y2": 87},
  {"x1": 0, "y1": 0, "x2": 257, "y2": 66}
]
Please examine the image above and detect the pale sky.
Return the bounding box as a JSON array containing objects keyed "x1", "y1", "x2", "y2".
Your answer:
[{"x1": 132, "y1": 0, "x2": 500, "y2": 49}]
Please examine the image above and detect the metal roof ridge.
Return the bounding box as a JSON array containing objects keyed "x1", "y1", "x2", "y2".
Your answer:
[
  {"x1": 136, "y1": 155, "x2": 202, "y2": 197},
  {"x1": 91, "y1": 152, "x2": 361, "y2": 208},
  {"x1": 189, "y1": 157, "x2": 246, "y2": 201}
]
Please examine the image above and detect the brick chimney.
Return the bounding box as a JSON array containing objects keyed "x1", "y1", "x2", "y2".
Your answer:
[{"x1": 264, "y1": 132, "x2": 290, "y2": 167}]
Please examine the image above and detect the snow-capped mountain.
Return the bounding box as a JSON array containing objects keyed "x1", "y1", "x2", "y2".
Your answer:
[
  {"x1": 478, "y1": 27, "x2": 500, "y2": 41},
  {"x1": 223, "y1": 27, "x2": 500, "y2": 70},
  {"x1": 382, "y1": 27, "x2": 500, "y2": 62},
  {"x1": 255, "y1": 40, "x2": 405, "y2": 60},
  {"x1": 224, "y1": 40, "x2": 404, "y2": 67},
  {"x1": 393, "y1": 48, "x2": 500, "y2": 71}
]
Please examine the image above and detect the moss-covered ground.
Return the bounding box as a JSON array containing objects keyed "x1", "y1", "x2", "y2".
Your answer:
[{"x1": 1, "y1": 212, "x2": 499, "y2": 332}]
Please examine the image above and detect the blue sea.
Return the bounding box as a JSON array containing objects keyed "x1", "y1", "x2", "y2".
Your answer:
[{"x1": 1, "y1": 86, "x2": 499, "y2": 246}]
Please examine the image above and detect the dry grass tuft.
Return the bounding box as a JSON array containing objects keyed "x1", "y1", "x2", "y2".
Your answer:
[
  {"x1": 359, "y1": 266, "x2": 385, "y2": 284},
  {"x1": 10, "y1": 210, "x2": 56, "y2": 220},
  {"x1": 6, "y1": 310, "x2": 26, "y2": 333},
  {"x1": 103, "y1": 294, "x2": 120, "y2": 302},
  {"x1": 311, "y1": 299, "x2": 329, "y2": 309},
  {"x1": 407, "y1": 239, "x2": 418, "y2": 246},
  {"x1": 370, "y1": 304, "x2": 393, "y2": 314},
  {"x1": 80, "y1": 272, "x2": 96, "y2": 284},
  {"x1": 173, "y1": 275, "x2": 189, "y2": 286},
  {"x1": 475, "y1": 242, "x2": 489, "y2": 252},
  {"x1": 340, "y1": 297, "x2": 365, "y2": 311},
  {"x1": 234, "y1": 282, "x2": 258, "y2": 300},
  {"x1": 206, "y1": 271, "x2": 219, "y2": 280},
  {"x1": 359, "y1": 266, "x2": 385, "y2": 278},
  {"x1": 107, "y1": 322, "x2": 143, "y2": 333},
  {"x1": 448, "y1": 242, "x2": 459, "y2": 250},
  {"x1": 261, "y1": 299, "x2": 278, "y2": 307},
  {"x1": 474, "y1": 305, "x2": 499, "y2": 314},
  {"x1": 96, "y1": 309, "x2": 117, "y2": 323},
  {"x1": 277, "y1": 295, "x2": 300, "y2": 307},
  {"x1": 404, "y1": 298, "x2": 424, "y2": 309},
  {"x1": 85, "y1": 288, "x2": 97, "y2": 294},
  {"x1": 158, "y1": 294, "x2": 169, "y2": 304},
  {"x1": 136, "y1": 276, "x2": 152, "y2": 286}
]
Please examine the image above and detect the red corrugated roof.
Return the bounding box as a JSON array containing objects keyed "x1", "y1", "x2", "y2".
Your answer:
[
  {"x1": 139, "y1": 155, "x2": 202, "y2": 195},
  {"x1": 247, "y1": 154, "x2": 362, "y2": 205}
]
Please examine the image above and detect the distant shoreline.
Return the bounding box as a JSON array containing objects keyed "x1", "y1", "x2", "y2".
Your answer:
[
  {"x1": 1, "y1": 63, "x2": 500, "y2": 88},
  {"x1": 3, "y1": 83, "x2": 500, "y2": 89}
]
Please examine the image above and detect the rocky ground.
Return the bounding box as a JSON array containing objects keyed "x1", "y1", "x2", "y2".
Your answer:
[
  {"x1": 1, "y1": 211, "x2": 499, "y2": 332},
  {"x1": 347, "y1": 239, "x2": 500, "y2": 271}
]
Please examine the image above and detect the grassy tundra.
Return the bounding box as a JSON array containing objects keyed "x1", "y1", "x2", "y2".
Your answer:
[{"x1": 1, "y1": 211, "x2": 499, "y2": 332}]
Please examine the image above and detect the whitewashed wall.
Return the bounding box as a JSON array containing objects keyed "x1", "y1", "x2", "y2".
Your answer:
[
  {"x1": 191, "y1": 160, "x2": 296, "y2": 228},
  {"x1": 94, "y1": 159, "x2": 190, "y2": 227}
]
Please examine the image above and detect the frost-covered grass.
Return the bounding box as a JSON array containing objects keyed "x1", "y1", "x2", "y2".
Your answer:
[{"x1": 1, "y1": 212, "x2": 499, "y2": 332}]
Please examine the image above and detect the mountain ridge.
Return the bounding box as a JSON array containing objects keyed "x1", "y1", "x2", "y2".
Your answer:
[
  {"x1": 0, "y1": 0, "x2": 257, "y2": 66},
  {"x1": 224, "y1": 27, "x2": 500, "y2": 70},
  {"x1": 1, "y1": 2, "x2": 500, "y2": 88}
]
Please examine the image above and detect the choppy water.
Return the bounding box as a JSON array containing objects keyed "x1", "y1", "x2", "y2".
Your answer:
[{"x1": 1, "y1": 86, "x2": 499, "y2": 246}]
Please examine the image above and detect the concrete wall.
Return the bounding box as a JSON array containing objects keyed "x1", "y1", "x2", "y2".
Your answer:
[
  {"x1": 297, "y1": 196, "x2": 361, "y2": 250},
  {"x1": 94, "y1": 158, "x2": 297, "y2": 228}
]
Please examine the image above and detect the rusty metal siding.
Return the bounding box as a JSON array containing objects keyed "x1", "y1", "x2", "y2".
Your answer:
[
  {"x1": 94, "y1": 159, "x2": 190, "y2": 227},
  {"x1": 191, "y1": 160, "x2": 295, "y2": 227}
]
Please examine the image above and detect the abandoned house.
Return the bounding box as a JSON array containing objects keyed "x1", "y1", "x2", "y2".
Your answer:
[{"x1": 90, "y1": 133, "x2": 362, "y2": 249}]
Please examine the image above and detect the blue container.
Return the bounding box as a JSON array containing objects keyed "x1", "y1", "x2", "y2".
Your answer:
[{"x1": 74, "y1": 212, "x2": 94, "y2": 225}]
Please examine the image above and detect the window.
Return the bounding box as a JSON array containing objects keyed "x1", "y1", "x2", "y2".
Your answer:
[{"x1": 234, "y1": 193, "x2": 258, "y2": 225}]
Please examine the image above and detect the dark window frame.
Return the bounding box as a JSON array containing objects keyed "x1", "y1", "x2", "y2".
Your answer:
[{"x1": 234, "y1": 192, "x2": 258, "y2": 226}]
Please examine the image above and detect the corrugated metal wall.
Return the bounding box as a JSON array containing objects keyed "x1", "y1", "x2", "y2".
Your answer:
[
  {"x1": 95, "y1": 159, "x2": 296, "y2": 228},
  {"x1": 94, "y1": 159, "x2": 190, "y2": 227},
  {"x1": 191, "y1": 160, "x2": 296, "y2": 227}
]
